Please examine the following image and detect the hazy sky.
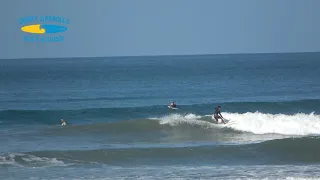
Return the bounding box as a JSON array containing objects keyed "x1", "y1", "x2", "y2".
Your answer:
[{"x1": 0, "y1": 0, "x2": 319, "y2": 59}]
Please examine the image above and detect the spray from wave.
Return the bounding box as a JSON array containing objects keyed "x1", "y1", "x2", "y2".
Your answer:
[{"x1": 151, "y1": 113, "x2": 212, "y2": 128}]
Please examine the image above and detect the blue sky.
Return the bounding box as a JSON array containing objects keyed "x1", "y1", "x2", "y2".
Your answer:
[{"x1": 0, "y1": 0, "x2": 319, "y2": 59}]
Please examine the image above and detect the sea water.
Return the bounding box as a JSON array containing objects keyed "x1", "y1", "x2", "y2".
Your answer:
[{"x1": 1, "y1": 53, "x2": 320, "y2": 179}]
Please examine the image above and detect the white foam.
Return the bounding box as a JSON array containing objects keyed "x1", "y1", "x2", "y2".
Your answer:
[
  {"x1": 0, "y1": 153, "x2": 19, "y2": 166},
  {"x1": 151, "y1": 112, "x2": 320, "y2": 136},
  {"x1": 21, "y1": 155, "x2": 66, "y2": 167},
  {"x1": 0, "y1": 153, "x2": 66, "y2": 167},
  {"x1": 223, "y1": 112, "x2": 320, "y2": 135}
]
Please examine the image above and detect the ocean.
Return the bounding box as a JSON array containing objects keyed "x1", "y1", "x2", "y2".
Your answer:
[{"x1": 1, "y1": 52, "x2": 320, "y2": 180}]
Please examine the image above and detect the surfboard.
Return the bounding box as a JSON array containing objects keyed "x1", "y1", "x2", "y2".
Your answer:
[
  {"x1": 220, "y1": 120, "x2": 237, "y2": 127},
  {"x1": 207, "y1": 116, "x2": 234, "y2": 125},
  {"x1": 168, "y1": 106, "x2": 178, "y2": 110}
]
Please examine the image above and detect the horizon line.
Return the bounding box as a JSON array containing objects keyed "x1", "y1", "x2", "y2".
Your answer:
[{"x1": 1, "y1": 50, "x2": 320, "y2": 60}]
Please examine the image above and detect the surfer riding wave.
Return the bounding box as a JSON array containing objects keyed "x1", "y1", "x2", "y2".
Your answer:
[
  {"x1": 213, "y1": 106, "x2": 226, "y2": 124},
  {"x1": 169, "y1": 101, "x2": 177, "y2": 108}
]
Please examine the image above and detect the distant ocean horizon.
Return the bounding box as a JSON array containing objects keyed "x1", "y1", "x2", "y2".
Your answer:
[
  {"x1": 1, "y1": 52, "x2": 320, "y2": 179},
  {"x1": 2, "y1": 50, "x2": 320, "y2": 60}
]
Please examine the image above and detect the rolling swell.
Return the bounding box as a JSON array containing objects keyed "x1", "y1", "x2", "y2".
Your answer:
[
  {"x1": 1, "y1": 99, "x2": 320, "y2": 125},
  {"x1": 41, "y1": 116, "x2": 237, "y2": 137},
  {"x1": 12, "y1": 111, "x2": 320, "y2": 138},
  {"x1": 2, "y1": 110, "x2": 320, "y2": 138},
  {"x1": 2, "y1": 137, "x2": 320, "y2": 167}
]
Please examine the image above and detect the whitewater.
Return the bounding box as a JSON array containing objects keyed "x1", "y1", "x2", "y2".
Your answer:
[{"x1": 152, "y1": 112, "x2": 320, "y2": 136}]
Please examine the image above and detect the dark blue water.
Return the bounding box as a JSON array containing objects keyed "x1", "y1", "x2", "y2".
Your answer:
[{"x1": 1, "y1": 53, "x2": 320, "y2": 179}]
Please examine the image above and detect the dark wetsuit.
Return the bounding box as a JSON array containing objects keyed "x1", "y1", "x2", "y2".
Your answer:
[{"x1": 214, "y1": 108, "x2": 221, "y2": 119}]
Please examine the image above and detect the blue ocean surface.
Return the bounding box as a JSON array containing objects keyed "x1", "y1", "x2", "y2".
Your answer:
[{"x1": 1, "y1": 52, "x2": 320, "y2": 179}]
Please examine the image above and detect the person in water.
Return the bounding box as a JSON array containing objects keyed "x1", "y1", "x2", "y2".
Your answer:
[
  {"x1": 61, "y1": 119, "x2": 67, "y2": 126},
  {"x1": 213, "y1": 106, "x2": 225, "y2": 124},
  {"x1": 170, "y1": 101, "x2": 176, "y2": 108}
]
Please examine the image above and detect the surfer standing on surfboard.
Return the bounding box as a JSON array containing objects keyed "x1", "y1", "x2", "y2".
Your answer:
[
  {"x1": 213, "y1": 106, "x2": 226, "y2": 124},
  {"x1": 169, "y1": 101, "x2": 177, "y2": 108},
  {"x1": 61, "y1": 119, "x2": 67, "y2": 126}
]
